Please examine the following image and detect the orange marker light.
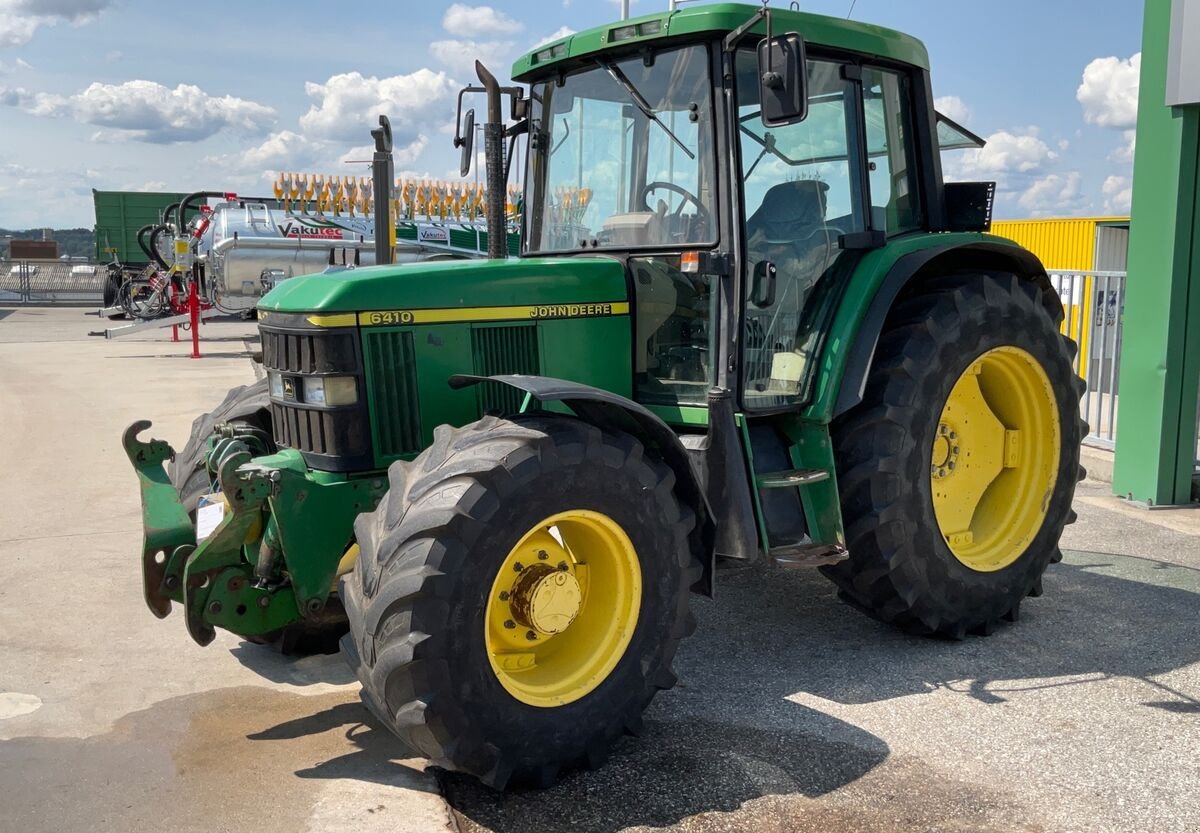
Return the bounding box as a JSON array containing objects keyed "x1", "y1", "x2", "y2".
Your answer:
[{"x1": 681, "y1": 251, "x2": 700, "y2": 274}]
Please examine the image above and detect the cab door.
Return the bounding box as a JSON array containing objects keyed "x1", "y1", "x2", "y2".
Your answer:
[{"x1": 734, "y1": 50, "x2": 869, "y2": 410}]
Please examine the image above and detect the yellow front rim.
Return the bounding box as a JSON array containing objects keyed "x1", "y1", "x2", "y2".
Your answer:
[
  {"x1": 485, "y1": 510, "x2": 641, "y2": 708},
  {"x1": 931, "y1": 346, "x2": 1061, "y2": 572}
]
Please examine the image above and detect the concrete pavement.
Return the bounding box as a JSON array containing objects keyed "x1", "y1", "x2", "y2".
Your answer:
[{"x1": 1, "y1": 306, "x2": 1197, "y2": 833}]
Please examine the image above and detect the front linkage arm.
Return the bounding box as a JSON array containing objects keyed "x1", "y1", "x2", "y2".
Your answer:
[{"x1": 124, "y1": 421, "x2": 296, "y2": 645}]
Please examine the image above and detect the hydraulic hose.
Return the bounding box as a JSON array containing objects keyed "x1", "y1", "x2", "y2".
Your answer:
[
  {"x1": 162, "y1": 202, "x2": 180, "y2": 228},
  {"x1": 178, "y1": 191, "x2": 225, "y2": 227},
  {"x1": 147, "y1": 223, "x2": 171, "y2": 269},
  {"x1": 136, "y1": 224, "x2": 157, "y2": 262}
]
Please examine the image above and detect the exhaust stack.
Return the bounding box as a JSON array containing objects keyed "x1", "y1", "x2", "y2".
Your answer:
[{"x1": 475, "y1": 60, "x2": 508, "y2": 260}]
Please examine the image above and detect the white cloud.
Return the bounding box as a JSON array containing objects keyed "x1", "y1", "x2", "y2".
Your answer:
[
  {"x1": 947, "y1": 128, "x2": 1056, "y2": 180},
  {"x1": 1111, "y1": 129, "x2": 1136, "y2": 164},
  {"x1": 204, "y1": 130, "x2": 431, "y2": 191},
  {"x1": 300, "y1": 70, "x2": 457, "y2": 145},
  {"x1": 1102, "y1": 174, "x2": 1133, "y2": 214},
  {"x1": 2, "y1": 79, "x2": 276, "y2": 142},
  {"x1": 1018, "y1": 172, "x2": 1083, "y2": 216},
  {"x1": 533, "y1": 26, "x2": 575, "y2": 49},
  {"x1": 0, "y1": 56, "x2": 31, "y2": 73},
  {"x1": 934, "y1": 95, "x2": 970, "y2": 125},
  {"x1": 0, "y1": 0, "x2": 114, "y2": 47},
  {"x1": 430, "y1": 38, "x2": 515, "y2": 77},
  {"x1": 1078, "y1": 53, "x2": 1140, "y2": 130},
  {"x1": 442, "y1": 3, "x2": 522, "y2": 37}
]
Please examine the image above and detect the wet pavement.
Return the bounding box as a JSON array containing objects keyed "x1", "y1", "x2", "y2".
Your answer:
[{"x1": 1, "y1": 306, "x2": 1197, "y2": 833}]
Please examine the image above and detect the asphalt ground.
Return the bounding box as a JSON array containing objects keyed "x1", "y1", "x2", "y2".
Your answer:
[{"x1": 1, "y1": 306, "x2": 1197, "y2": 833}]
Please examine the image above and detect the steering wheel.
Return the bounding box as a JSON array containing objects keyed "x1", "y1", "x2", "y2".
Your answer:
[{"x1": 640, "y1": 181, "x2": 711, "y2": 226}]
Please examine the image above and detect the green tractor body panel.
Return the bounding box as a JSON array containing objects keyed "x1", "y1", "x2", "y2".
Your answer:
[
  {"x1": 258, "y1": 256, "x2": 628, "y2": 316},
  {"x1": 511, "y1": 2, "x2": 929, "y2": 79}
]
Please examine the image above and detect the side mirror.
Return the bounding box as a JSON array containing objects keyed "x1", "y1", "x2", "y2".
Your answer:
[
  {"x1": 456, "y1": 108, "x2": 475, "y2": 177},
  {"x1": 510, "y1": 91, "x2": 529, "y2": 121},
  {"x1": 750, "y1": 261, "x2": 777, "y2": 308},
  {"x1": 758, "y1": 33, "x2": 807, "y2": 126}
]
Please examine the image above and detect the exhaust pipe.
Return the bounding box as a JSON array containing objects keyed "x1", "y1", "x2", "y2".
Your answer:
[{"x1": 475, "y1": 60, "x2": 508, "y2": 260}]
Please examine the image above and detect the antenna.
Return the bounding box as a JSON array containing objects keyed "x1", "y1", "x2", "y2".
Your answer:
[{"x1": 847, "y1": 0, "x2": 858, "y2": 17}]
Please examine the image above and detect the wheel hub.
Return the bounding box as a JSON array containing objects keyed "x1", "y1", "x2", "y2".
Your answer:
[
  {"x1": 509, "y1": 563, "x2": 583, "y2": 635},
  {"x1": 930, "y1": 347, "x2": 1061, "y2": 572},
  {"x1": 930, "y1": 423, "x2": 961, "y2": 480}
]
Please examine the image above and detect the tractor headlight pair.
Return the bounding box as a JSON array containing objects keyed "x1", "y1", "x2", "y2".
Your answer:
[{"x1": 268, "y1": 371, "x2": 358, "y2": 407}]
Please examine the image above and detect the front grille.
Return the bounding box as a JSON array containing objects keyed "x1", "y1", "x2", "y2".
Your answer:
[
  {"x1": 364, "y1": 330, "x2": 422, "y2": 457},
  {"x1": 262, "y1": 329, "x2": 358, "y2": 374},
  {"x1": 270, "y1": 403, "x2": 344, "y2": 456},
  {"x1": 260, "y1": 324, "x2": 371, "y2": 471},
  {"x1": 472, "y1": 324, "x2": 540, "y2": 414}
]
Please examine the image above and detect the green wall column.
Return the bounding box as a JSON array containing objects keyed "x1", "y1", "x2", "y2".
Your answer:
[{"x1": 1112, "y1": 0, "x2": 1200, "y2": 506}]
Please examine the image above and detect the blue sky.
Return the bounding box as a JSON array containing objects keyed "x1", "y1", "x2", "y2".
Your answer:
[{"x1": 0, "y1": 0, "x2": 1145, "y2": 228}]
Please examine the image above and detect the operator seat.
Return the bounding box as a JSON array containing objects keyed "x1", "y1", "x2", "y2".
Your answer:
[{"x1": 745, "y1": 179, "x2": 838, "y2": 296}]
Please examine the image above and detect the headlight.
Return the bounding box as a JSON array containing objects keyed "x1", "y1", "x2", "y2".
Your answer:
[
  {"x1": 301, "y1": 375, "x2": 358, "y2": 407},
  {"x1": 268, "y1": 370, "x2": 285, "y2": 398}
]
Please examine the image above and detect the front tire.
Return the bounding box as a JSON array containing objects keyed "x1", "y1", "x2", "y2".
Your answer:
[
  {"x1": 341, "y1": 416, "x2": 701, "y2": 788},
  {"x1": 823, "y1": 273, "x2": 1085, "y2": 637}
]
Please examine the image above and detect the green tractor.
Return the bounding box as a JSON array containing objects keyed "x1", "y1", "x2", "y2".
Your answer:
[{"x1": 126, "y1": 2, "x2": 1083, "y2": 788}]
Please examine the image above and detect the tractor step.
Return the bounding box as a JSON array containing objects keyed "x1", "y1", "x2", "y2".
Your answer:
[
  {"x1": 756, "y1": 468, "x2": 830, "y2": 489},
  {"x1": 770, "y1": 542, "x2": 848, "y2": 568}
]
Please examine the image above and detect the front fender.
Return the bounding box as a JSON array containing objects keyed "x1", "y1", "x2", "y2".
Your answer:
[{"x1": 449, "y1": 373, "x2": 717, "y2": 595}]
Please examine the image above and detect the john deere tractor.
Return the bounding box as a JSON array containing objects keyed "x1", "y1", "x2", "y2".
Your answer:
[{"x1": 126, "y1": 2, "x2": 1083, "y2": 788}]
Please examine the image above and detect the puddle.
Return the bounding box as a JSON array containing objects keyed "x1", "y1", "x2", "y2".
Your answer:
[
  {"x1": 0, "y1": 692, "x2": 42, "y2": 719},
  {"x1": 0, "y1": 686, "x2": 439, "y2": 833}
]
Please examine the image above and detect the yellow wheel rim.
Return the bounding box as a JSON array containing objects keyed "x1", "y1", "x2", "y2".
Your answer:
[
  {"x1": 931, "y1": 346, "x2": 1061, "y2": 572},
  {"x1": 484, "y1": 510, "x2": 641, "y2": 708}
]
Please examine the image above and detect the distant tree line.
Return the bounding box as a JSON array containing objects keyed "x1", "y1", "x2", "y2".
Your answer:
[{"x1": 0, "y1": 228, "x2": 96, "y2": 260}]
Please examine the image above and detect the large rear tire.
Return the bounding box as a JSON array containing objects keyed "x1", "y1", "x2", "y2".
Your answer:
[
  {"x1": 341, "y1": 416, "x2": 701, "y2": 788},
  {"x1": 823, "y1": 273, "x2": 1085, "y2": 637}
]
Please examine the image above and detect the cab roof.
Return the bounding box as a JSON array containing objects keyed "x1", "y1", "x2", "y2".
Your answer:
[{"x1": 511, "y1": 2, "x2": 929, "y2": 81}]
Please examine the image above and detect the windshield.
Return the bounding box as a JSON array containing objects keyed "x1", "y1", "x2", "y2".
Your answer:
[{"x1": 525, "y1": 44, "x2": 717, "y2": 253}]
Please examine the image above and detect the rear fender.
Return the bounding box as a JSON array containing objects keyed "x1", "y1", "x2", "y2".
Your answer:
[
  {"x1": 449, "y1": 373, "x2": 717, "y2": 595},
  {"x1": 827, "y1": 240, "x2": 1055, "y2": 420}
]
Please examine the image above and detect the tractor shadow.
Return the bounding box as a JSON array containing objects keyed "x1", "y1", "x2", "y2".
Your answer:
[{"x1": 247, "y1": 549, "x2": 1200, "y2": 832}]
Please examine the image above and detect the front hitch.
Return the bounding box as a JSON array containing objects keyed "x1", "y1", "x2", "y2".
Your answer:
[
  {"x1": 123, "y1": 420, "x2": 193, "y2": 619},
  {"x1": 123, "y1": 421, "x2": 279, "y2": 645}
]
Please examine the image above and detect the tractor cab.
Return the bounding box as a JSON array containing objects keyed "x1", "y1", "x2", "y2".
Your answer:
[{"x1": 497, "y1": 4, "x2": 980, "y2": 422}]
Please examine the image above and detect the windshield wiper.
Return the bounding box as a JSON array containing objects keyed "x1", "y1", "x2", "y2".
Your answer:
[{"x1": 598, "y1": 60, "x2": 695, "y2": 160}]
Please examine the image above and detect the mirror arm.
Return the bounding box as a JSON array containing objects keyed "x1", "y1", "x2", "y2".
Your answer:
[{"x1": 723, "y1": 4, "x2": 769, "y2": 52}]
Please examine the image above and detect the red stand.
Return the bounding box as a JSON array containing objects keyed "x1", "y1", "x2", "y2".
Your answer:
[{"x1": 188, "y1": 280, "x2": 201, "y2": 359}]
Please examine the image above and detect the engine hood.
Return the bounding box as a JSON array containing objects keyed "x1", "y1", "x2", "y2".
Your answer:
[{"x1": 257, "y1": 256, "x2": 628, "y2": 315}]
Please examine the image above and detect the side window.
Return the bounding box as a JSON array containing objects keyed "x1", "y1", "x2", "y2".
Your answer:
[
  {"x1": 632, "y1": 256, "x2": 714, "y2": 406},
  {"x1": 737, "y1": 54, "x2": 864, "y2": 408},
  {"x1": 863, "y1": 67, "x2": 922, "y2": 234}
]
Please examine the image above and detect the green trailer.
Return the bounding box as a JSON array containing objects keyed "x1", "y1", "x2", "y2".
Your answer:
[
  {"x1": 124, "y1": 2, "x2": 1084, "y2": 788},
  {"x1": 92, "y1": 189, "x2": 189, "y2": 265}
]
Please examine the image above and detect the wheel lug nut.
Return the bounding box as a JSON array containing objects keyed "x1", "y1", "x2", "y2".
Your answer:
[
  {"x1": 537, "y1": 550, "x2": 549, "y2": 560},
  {"x1": 503, "y1": 619, "x2": 515, "y2": 629},
  {"x1": 557, "y1": 561, "x2": 568, "y2": 571},
  {"x1": 949, "y1": 431, "x2": 957, "y2": 440},
  {"x1": 208, "y1": 601, "x2": 222, "y2": 615},
  {"x1": 952, "y1": 446, "x2": 960, "y2": 454},
  {"x1": 499, "y1": 591, "x2": 509, "y2": 601},
  {"x1": 526, "y1": 630, "x2": 538, "y2": 641},
  {"x1": 513, "y1": 562, "x2": 524, "y2": 572},
  {"x1": 948, "y1": 462, "x2": 956, "y2": 470}
]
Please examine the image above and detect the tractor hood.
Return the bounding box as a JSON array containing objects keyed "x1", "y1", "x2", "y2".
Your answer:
[{"x1": 258, "y1": 256, "x2": 628, "y2": 316}]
